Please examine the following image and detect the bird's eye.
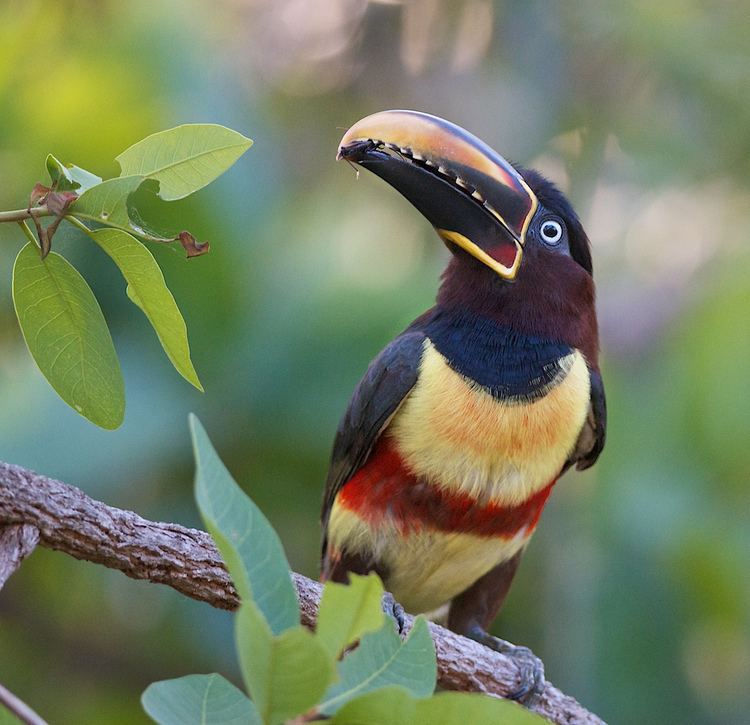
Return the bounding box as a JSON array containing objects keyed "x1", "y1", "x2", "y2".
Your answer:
[{"x1": 539, "y1": 219, "x2": 563, "y2": 245}]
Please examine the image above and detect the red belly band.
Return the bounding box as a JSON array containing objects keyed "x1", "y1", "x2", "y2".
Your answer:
[{"x1": 337, "y1": 437, "x2": 555, "y2": 538}]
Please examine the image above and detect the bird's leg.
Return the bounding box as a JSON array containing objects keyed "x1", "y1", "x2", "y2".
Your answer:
[
  {"x1": 381, "y1": 591, "x2": 406, "y2": 635},
  {"x1": 466, "y1": 625, "x2": 545, "y2": 704},
  {"x1": 447, "y1": 551, "x2": 546, "y2": 704}
]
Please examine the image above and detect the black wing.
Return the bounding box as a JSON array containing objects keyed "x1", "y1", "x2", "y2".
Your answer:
[
  {"x1": 571, "y1": 367, "x2": 607, "y2": 470},
  {"x1": 321, "y1": 331, "x2": 426, "y2": 532}
]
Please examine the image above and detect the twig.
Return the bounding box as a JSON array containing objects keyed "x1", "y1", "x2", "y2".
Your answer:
[
  {"x1": 0, "y1": 460, "x2": 603, "y2": 725},
  {"x1": 0, "y1": 206, "x2": 51, "y2": 224},
  {"x1": 0, "y1": 682, "x2": 49, "y2": 725}
]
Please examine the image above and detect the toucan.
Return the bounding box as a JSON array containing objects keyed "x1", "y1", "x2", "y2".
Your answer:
[{"x1": 320, "y1": 110, "x2": 606, "y2": 700}]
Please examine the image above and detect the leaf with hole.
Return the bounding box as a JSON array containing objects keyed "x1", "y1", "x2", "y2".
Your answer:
[
  {"x1": 88, "y1": 228, "x2": 202, "y2": 391},
  {"x1": 142, "y1": 674, "x2": 259, "y2": 725},
  {"x1": 70, "y1": 177, "x2": 189, "y2": 243},
  {"x1": 12, "y1": 243, "x2": 124, "y2": 429},
  {"x1": 70, "y1": 175, "x2": 146, "y2": 231},
  {"x1": 116, "y1": 124, "x2": 253, "y2": 201}
]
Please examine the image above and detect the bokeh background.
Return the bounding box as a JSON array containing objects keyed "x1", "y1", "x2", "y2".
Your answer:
[{"x1": 1, "y1": 1, "x2": 749, "y2": 723}]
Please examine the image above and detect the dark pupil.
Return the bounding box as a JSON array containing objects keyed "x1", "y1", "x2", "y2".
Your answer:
[{"x1": 542, "y1": 223, "x2": 558, "y2": 239}]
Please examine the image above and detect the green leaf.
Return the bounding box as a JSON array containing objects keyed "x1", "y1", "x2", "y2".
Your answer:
[
  {"x1": 317, "y1": 574, "x2": 386, "y2": 660},
  {"x1": 116, "y1": 124, "x2": 253, "y2": 201},
  {"x1": 45, "y1": 155, "x2": 102, "y2": 194},
  {"x1": 190, "y1": 415, "x2": 299, "y2": 634},
  {"x1": 414, "y1": 691, "x2": 547, "y2": 724},
  {"x1": 319, "y1": 616, "x2": 436, "y2": 715},
  {"x1": 87, "y1": 227, "x2": 202, "y2": 391},
  {"x1": 12, "y1": 243, "x2": 124, "y2": 429},
  {"x1": 142, "y1": 673, "x2": 259, "y2": 725},
  {"x1": 233, "y1": 601, "x2": 273, "y2": 713},
  {"x1": 70, "y1": 175, "x2": 145, "y2": 230},
  {"x1": 330, "y1": 686, "x2": 547, "y2": 725},
  {"x1": 67, "y1": 164, "x2": 104, "y2": 194},
  {"x1": 236, "y1": 601, "x2": 335, "y2": 725},
  {"x1": 46, "y1": 154, "x2": 76, "y2": 190},
  {"x1": 330, "y1": 687, "x2": 417, "y2": 725}
]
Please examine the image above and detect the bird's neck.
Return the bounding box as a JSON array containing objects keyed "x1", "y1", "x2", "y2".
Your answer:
[{"x1": 435, "y1": 252, "x2": 599, "y2": 367}]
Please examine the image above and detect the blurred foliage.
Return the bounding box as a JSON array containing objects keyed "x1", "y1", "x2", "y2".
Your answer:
[{"x1": 0, "y1": 1, "x2": 748, "y2": 723}]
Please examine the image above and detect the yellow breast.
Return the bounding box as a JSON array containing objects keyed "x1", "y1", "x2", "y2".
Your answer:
[{"x1": 388, "y1": 340, "x2": 591, "y2": 506}]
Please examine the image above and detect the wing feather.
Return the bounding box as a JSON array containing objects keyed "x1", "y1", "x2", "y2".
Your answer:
[
  {"x1": 572, "y1": 367, "x2": 607, "y2": 470},
  {"x1": 321, "y1": 331, "x2": 425, "y2": 531}
]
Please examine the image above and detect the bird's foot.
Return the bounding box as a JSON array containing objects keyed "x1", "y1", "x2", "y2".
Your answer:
[
  {"x1": 381, "y1": 591, "x2": 406, "y2": 636},
  {"x1": 468, "y1": 626, "x2": 545, "y2": 705}
]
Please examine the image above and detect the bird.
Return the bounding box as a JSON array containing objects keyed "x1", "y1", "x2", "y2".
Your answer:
[{"x1": 320, "y1": 110, "x2": 606, "y2": 700}]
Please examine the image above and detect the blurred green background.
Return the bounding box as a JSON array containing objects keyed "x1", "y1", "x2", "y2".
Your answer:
[{"x1": 1, "y1": 1, "x2": 748, "y2": 723}]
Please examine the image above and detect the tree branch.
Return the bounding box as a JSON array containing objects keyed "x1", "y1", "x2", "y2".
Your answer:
[
  {"x1": 0, "y1": 461, "x2": 603, "y2": 725},
  {"x1": 0, "y1": 524, "x2": 39, "y2": 589}
]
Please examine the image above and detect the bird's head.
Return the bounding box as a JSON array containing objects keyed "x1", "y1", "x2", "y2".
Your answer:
[{"x1": 337, "y1": 110, "x2": 597, "y2": 355}]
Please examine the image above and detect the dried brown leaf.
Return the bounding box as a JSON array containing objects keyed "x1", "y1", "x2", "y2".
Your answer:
[{"x1": 178, "y1": 231, "x2": 210, "y2": 258}]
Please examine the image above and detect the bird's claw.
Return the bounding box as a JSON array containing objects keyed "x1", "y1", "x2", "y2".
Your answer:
[
  {"x1": 503, "y1": 643, "x2": 545, "y2": 704},
  {"x1": 468, "y1": 627, "x2": 545, "y2": 705},
  {"x1": 381, "y1": 591, "x2": 406, "y2": 636}
]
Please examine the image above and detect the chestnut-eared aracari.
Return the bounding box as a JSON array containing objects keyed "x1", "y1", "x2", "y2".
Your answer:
[{"x1": 320, "y1": 110, "x2": 606, "y2": 700}]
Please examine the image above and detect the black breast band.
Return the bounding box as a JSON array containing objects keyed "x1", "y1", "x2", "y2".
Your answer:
[{"x1": 419, "y1": 307, "x2": 576, "y2": 402}]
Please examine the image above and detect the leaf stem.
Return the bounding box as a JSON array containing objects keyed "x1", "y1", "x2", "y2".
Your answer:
[
  {"x1": 63, "y1": 215, "x2": 92, "y2": 235},
  {"x1": 17, "y1": 221, "x2": 39, "y2": 248},
  {"x1": 0, "y1": 206, "x2": 51, "y2": 223}
]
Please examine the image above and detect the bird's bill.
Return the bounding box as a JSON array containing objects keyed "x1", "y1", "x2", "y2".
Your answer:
[{"x1": 337, "y1": 110, "x2": 538, "y2": 280}]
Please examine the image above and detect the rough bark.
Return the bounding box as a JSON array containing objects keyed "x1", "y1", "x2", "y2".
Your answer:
[
  {"x1": 0, "y1": 523, "x2": 39, "y2": 589},
  {"x1": 0, "y1": 460, "x2": 603, "y2": 725}
]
